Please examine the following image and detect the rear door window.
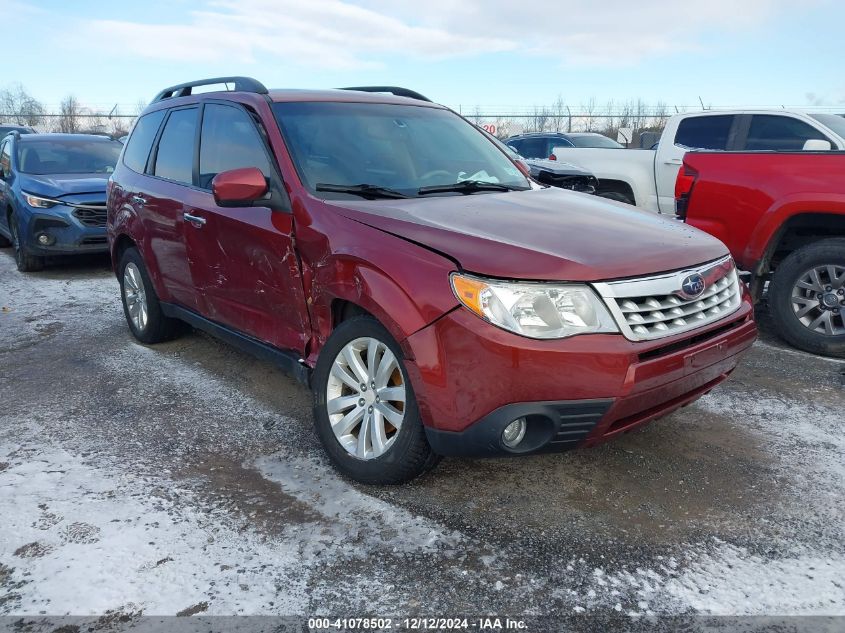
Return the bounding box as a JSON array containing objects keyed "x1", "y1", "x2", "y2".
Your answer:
[
  {"x1": 674, "y1": 115, "x2": 734, "y2": 150},
  {"x1": 744, "y1": 115, "x2": 831, "y2": 151},
  {"x1": 507, "y1": 139, "x2": 524, "y2": 155},
  {"x1": 123, "y1": 110, "x2": 166, "y2": 174},
  {"x1": 198, "y1": 103, "x2": 273, "y2": 189},
  {"x1": 153, "y1": 108, "x2": 198, "y2": 185},
  {"x1": 518, "y1": 138, "x2": 549, "y2": 158},
  {"x1": 0, "y1": 140, "x2": 10, "y2": 175}
]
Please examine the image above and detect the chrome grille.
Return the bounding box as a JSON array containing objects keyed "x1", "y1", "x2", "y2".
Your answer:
[{"x1": 593, "y1": 256, "x2": 742, "y2": 341}]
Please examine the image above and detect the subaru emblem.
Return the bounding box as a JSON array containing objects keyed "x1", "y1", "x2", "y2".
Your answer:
[{"x1": 680, "y1": 273, "x2": 706, "y2": 299}]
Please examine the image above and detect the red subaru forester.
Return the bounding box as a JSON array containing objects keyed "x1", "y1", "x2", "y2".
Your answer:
[{"x1": 106, "y1": 77, "x2": 757, "y2": 484}]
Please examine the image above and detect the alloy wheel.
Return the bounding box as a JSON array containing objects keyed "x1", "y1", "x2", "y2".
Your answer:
[
  {"x1": 123, "y1": 262, "x2": 149, "y2": 332},
  {"x1": 790, "y1": 264, "x2": 845, "y2": 336},
  {"x1": 325, "y1": 336, "x2": 406, "y2": 460}
]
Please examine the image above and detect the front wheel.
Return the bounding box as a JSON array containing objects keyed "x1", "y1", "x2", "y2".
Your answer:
[
  {"x1": 9, "y1": 212, "x2": 44, "y2": 272},
  {"x1": 312, "y1": 316, "x2": 440, "y2": 484},
  {"x1": 769, "y1": 238, "x2": 845, "y2": 357}
]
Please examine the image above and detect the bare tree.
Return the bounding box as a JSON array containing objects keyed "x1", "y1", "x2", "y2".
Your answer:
[
  {"x1": 549, "y1": 95, "x2": 567, "y2": 133},
  {"x1": 470, "y1": 106, "x2": 483, "y2": 126},
  {"x1": 580, "y1": 97, "x2": 597, "y2": 132},
  {"x1": 0, "y1": 83, "x2": 46, "y2": 127},
  {"x1": 56, "y1": 95, "x2": 83, "y2": 133},
  {"x1": 528, "y1": 106, "x2": 550, "y2": 134},
  {"x1": 107, "y1": 106, "x2": 129, "y2": 137}
]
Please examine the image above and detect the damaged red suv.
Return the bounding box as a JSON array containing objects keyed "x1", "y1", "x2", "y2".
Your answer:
[{"x1": 107, "y1": 77, "x2": 756, "y2": 483}]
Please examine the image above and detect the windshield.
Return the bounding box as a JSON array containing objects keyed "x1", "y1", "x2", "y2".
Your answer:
[
  {"x1": 273, "y1": 102, "x2": 530, "y2": 198},
  {"x1": 810, "y1": 114, "x2": 845, "y2": 141},
  {"x1": 570, "y1": 134, "x2": 623, "y2": 149},
  {"x1": 16, "y1": 138, "x2": 122, "y2": 175}
]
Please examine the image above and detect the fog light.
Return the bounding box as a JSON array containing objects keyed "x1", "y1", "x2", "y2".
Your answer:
[
  {"x1": 502, "y1": 417, "x2": 527, "y2": 448},
  {"x1": 36, "y1": 232, "x2": 55, "y2": 246}
]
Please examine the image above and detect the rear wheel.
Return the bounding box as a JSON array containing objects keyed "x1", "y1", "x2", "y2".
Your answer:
[
  {"x1": 9, "y1": 211, "x2": 44, "y2": 272},
  {"x1": 312, "y1": 316, "x2": 440, "y2": 484},
  {"x1": 769, "y1": 239, "x2": 845, "y2": 357},
  {"x1": 118, "y1": 247, "x2": 183, "y2": 344}
]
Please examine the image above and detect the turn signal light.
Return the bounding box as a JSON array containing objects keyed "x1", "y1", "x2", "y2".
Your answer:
[{"x1": 450, "y1": 274, "x2": 487, "y2": 317}]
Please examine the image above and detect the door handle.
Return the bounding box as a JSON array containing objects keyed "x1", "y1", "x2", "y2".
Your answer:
[
  {"x1": 183, "y1": 212, "x2": 207, "y2": 227},
  {"x1": 664, "y1": 159, "x2": 683, "y2": 165},
  {"x1": 132, "y1": 195, "x2": 148, "y2": 205}
]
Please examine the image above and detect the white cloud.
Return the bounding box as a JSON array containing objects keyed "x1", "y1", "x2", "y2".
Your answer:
[
  {"x1": 82, "y1": 0, "x2": 514, "y2": 70},
  {"x1": 79, "y1": 0, "x2": 798, "y2": 69}
]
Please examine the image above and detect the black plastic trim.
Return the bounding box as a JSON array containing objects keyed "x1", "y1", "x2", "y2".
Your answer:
[
  {"x1": 160, "y1": 303, "x2": 310, "y2": 386},
  {"x1": 424, "y1": 399, "x2": 613, "y2": 457},
  {"x1": 152, "y1": 77, "x2": 268, "y2": 102},
  {"x1": 339, "y1": 86, "x2": 432, "y2": 102}
]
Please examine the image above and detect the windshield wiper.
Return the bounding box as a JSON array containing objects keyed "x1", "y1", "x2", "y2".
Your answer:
[
  {"x1": 316, "y1": 183, "x2": 409, "y2": 199},
  {"x1": 417, "y1": 180, "x2": 525, "y2": 196}
]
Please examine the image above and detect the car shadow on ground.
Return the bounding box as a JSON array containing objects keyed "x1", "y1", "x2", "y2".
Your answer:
[{"x1": 0, "y1": 248, "x2": 112, "y2": 278}]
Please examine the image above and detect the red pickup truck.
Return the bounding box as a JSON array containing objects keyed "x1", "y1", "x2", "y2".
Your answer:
[{"x1": 676, "y1": 151, "x2": 845, "y2": 357}]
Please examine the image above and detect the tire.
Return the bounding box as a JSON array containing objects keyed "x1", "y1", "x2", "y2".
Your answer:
[
  {"x1": 596, "y1": 190, "x2": 634, "y2": 205},
  {"x1": 768, "y1": 238, "x2": 845, "y2": 358},
  {"x1": 9, "y1": 211, "x2": 44, "y2": 272},
  {"x1": 117, "y1": 247, "x2": 183, "y2": 344},
  {"x1": 312, "y1": 316, "x2": 440, "y2": 484}
]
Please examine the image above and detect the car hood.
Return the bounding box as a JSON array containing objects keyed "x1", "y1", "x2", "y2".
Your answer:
[
  {"x1": 330, "y1": 187, "x2": 728, "y2": 281},
  {"x1": 18, "y1": 173, "x2": 110, "y2": 199}
]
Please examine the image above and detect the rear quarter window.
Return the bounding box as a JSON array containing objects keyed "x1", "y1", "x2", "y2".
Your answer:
[
  {"x1": 123, "y1": 110, "x2": 166, "y2": 174},
  {"x1": 674, "y1": 115, "x2": 734, "y2": 150}
]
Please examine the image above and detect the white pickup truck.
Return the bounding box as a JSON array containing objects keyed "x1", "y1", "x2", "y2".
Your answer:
[{"x1": 551, "y1": 109, "x2": 845, "y2": 213}]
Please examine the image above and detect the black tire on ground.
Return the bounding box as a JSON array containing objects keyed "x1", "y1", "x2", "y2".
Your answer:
[
  {"x1": 117, "y1": 246, "x2": 183, "y2": 344},
  {"x1": 9, "y1": 211, "x2": 44, "y2": 272},
  {"x1": 312, "y1": 315, "x2": 441, "y2": 484},
  {"x1": 768, "y1": 238, "x2": 845, "y2": 358},
  {"x1": 596, "y1": 190, "x2": 635, "y2": 205}
]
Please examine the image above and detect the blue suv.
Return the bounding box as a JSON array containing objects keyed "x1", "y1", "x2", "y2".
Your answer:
[{"x1": 0, "y1": 133, "x2": 122, "y2": 271}]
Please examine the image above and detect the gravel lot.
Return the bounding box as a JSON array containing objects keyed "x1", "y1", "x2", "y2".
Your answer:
[{"x1": 1, "y1": 250, "x2": 844, "y2": 620}]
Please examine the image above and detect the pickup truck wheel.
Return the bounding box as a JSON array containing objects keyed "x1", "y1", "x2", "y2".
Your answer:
[
  {"x1": 118, "y1": 247, "x2": 183, "y2": 344},
  {"x1": 313, "y1": 316, "x2": 440, "y2": 484},
  {"x1": 9, "y1": 212, "x2": 44, "y2": 272},
  {"x1": 769, "y1": 239, "x2": 845, "y2": 357}
]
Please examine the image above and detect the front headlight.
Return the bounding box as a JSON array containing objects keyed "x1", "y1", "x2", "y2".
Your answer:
[
  {"x1": 450, "y1": 272, "x2": 619, "y2": 339},
  {"x1": 22, "y1": 192, "x2": 60, "y2": 209}
]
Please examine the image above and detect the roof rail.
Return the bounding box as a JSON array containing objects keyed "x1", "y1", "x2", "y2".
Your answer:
[
  {"x1": 340, "y1": 86, "x2": 432, "y2": 102},
  {"x1": 152, "y1": 77, "x2": 268, "y2": 103}
]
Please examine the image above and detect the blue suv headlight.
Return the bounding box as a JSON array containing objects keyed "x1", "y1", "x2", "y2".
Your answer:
[{"x1": 22, "y1": 192, "x2": 61, "y2": 209}]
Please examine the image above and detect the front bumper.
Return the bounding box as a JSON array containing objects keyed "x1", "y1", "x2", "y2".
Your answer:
[
  {"x1": 404, "y1": 292, "x2": 756, "y2": 457},
  {"x1": 20, "y1": 207, "x2": 108, "y2": 255}
]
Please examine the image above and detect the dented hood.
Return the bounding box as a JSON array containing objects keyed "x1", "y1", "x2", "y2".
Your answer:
[{"x1": 329, "y1": 187, "x2": 728, "y2": 281}]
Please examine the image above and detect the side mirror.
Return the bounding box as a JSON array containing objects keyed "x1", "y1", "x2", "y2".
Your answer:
[
  {"x1": 211, "y1": 167, "x2": 269, "y2": 207},
  {"x1": 803, "y1": 139, "x2": 832, "y2": 151}
]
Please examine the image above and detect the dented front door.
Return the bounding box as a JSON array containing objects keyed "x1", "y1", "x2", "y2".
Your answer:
[{"x1": 181, "y1": 189, "x2": 310, "y2": 355}]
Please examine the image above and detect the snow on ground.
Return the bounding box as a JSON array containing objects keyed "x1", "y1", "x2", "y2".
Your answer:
[
  {"x1": 0, "y1": 423, "x2": 462, "y2": 616},
  {"x1": 1, "y1": 254, "x2": 844, "y2": 616},
  {"x1": 662, "y1": 541, "x2": 845, "y2": 615}
]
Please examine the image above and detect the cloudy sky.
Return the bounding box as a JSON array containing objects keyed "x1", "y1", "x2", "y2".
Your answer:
[{"x1": 3, "y1": 0, "x2": 843, "y2": 113}]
